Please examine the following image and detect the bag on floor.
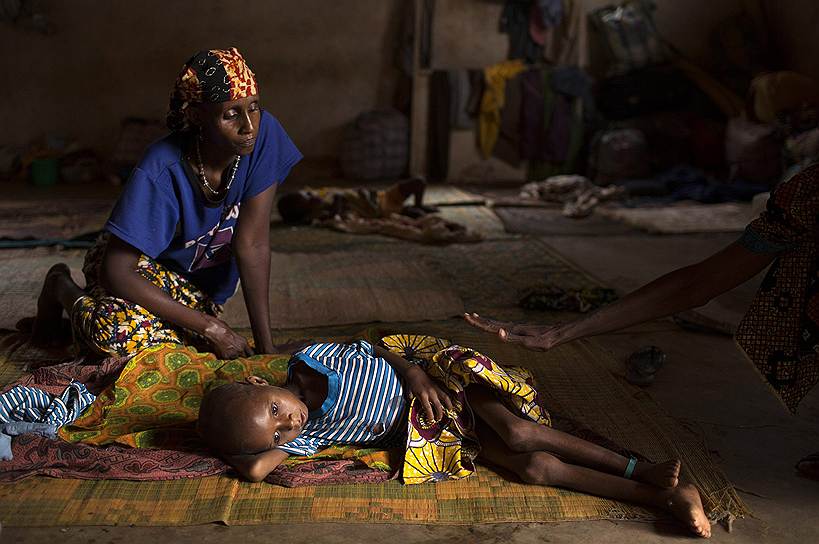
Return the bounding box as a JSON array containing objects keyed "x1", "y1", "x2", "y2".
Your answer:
[
  {"x1": 589, "y1": 128, "x2": 651, "y2": 183},
  {"x1": 724, "y1": 116, "x2": 781, "y2": 183},
  {"x1": 340, "y1": 110, "x2": 409, "y2": 180}
]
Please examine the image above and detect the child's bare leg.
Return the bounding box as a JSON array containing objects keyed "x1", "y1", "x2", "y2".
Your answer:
[
  {"x1": 29, "y1": 263, "x2": 84, "y2": 346},
  {"x1": 466, "y1": 385, "x2": 680, "y2": 488},
  {"x1": 396, "y1": 177, "x2": 427, "y2": 207},
  {"x1": 475, "y1": 422, "x2": 711, "y2": 538}
]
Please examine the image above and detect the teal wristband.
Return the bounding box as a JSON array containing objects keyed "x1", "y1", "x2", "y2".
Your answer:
[{"x1": 624, "y1": 457, "x2": 637, "y2": 479}]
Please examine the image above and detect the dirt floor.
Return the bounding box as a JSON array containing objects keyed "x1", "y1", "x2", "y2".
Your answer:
[{"x1": 3, "y1": 182, "x2": 818, "y2": 543}]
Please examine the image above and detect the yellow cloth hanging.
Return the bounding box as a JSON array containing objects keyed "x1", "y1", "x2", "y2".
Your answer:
[{"x1": 478, "y1": 59, "x2": 526, "y2": 158}]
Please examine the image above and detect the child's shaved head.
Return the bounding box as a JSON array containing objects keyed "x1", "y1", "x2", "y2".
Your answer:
[{"x1": 198, "y1": 378, "x2": 309, "y2": 456}]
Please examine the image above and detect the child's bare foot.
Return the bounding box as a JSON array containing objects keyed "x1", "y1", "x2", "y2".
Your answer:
[
  {"x1": 634, "y1": 459, "x2": 680, "y2": 488},
  {"x1": 664, "y1": 483, "x2": 712, "y2": 538},
  {"x1": 30, "y1": 263, "x2": 74, "y2": 347}
]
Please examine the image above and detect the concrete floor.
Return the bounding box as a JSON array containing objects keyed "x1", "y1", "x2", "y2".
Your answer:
[{"x1": 4, "y1": 194, "x2": 819, "y2": 544}]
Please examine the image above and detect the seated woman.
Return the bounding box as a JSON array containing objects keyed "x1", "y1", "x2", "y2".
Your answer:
[
  {"x1": 27, "y1": 48, "x2": 301, "y2": 359},
  {"x1": 198, "y1": 340, "x2": 711, "y2": 538},
  {"x1": 466, "y1": 165, "x2": 819, "y2": 479}
]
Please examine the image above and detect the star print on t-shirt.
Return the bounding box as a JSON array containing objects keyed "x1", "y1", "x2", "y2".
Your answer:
[
  {"x1": 185, "y1": 204, "x2": 240, "y2": 271},
  {"x1": 189, "y1": 225, "x2": 234, "y2": 271}
]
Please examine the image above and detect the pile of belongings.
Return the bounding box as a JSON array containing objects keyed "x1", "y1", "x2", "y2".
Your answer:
[
  {"x1": 519, "y1": 175, "x2": 625, "y2": 218},
  {"x1": 519, "y1": 285, "x2": 619, "y2": 313}
]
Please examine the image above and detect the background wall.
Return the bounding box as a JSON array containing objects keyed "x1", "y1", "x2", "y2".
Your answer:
[
  {"x1": 0, "y1": 0, "x2": 405, "y2": 162},
  {"x1": 763, "y1": 0, "x2": 819, "y2": 81},
  {"x1": 2, "y1": 0, "x2": 814, "y2": 170}
]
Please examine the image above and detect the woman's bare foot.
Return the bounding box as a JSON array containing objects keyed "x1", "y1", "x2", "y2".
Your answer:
[
  {"x1": 663, "y1": 483, "x2": 712, "y2": 538},
  {"x1": 634, "y1": 459, "x2": 681, "y2": 488},
  {"x1": 30, "y1": 263, "x2": 76, "y2": 347}
]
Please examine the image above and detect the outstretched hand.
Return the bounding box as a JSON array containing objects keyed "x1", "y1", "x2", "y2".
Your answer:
[
  {"x1": 404, "y1": 365, "x2": 454, "y2": 423},
  {"x1": 203, "y1": 316, "x2": 254, "y2": 359},
  {"x1": 464, "y1": 313, "x2": 564, "y2": 352}
]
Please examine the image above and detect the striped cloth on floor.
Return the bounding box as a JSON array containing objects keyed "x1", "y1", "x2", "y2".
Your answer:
[{"x1": 0, "y1": 381, "x2": 95, "y2": 425}]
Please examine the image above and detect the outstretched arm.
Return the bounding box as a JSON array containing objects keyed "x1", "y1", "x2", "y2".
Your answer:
[
  {"x1": 223, "y1": 448, "x2": 290, "y2": 483},
  {"x1": 468, "y1": 240, "x2": 776, "y2": 351},
  {"x1": 235, "y1": 184, "x2": 277, "y2": 354},
  {"x1": 374, "y1": 345, "x2": 453, "y2": 422}
]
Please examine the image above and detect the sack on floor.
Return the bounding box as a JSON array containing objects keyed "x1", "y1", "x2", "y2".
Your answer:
[
  {"x1": 724, "y1": 117, "x2": 781, "y2": 183},
  {"x1": 340, "y1": 109, "x2": 409, "y2": 180},
  {"x1": 589, "y1": 128, "x2": 651, "y2": 183}
]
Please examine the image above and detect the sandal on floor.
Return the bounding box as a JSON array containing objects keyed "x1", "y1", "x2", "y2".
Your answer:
[
  {"x1": 626, "y1": 346, "x2": 666, "y2": 386},
  {"x1": 796, "y1": 453, "x2": 819, "y2": 480}
]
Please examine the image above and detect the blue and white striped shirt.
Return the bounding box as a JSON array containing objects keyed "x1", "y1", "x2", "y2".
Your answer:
[
  {"x1": 0, "y1": 381, "x2": 95, "y2": 426},
  {"x1": 277, "y1": 340, "x2": 407, "y2": 457}
]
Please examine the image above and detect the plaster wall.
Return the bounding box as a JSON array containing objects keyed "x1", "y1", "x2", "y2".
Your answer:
[
  {"x1": 3, "y1": 0, "x2": 771, "y2": 169},
  {"x1": 763, "y1": 0, "x2": 819, "y2": 81},
  {"x1": 0, "y1": 0, "x2": 404, "y2": 160}
]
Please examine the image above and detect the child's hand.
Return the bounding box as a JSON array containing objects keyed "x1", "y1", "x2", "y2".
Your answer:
[{"x1": 404, "y1": 365, "x2": 454, "y2": 423}]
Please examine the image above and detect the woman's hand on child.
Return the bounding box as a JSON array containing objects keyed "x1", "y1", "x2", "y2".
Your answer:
[
  {"x1": 404, "y1": 365, "x2": 453, "y2": 423},
  {"x1": 202, "y1": 316, "x2": 254, "y2": 359}
]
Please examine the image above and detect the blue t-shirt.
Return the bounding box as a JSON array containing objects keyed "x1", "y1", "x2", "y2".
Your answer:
[{"x1": 105, "y1": 111, "x2": 302, "y2": 304}]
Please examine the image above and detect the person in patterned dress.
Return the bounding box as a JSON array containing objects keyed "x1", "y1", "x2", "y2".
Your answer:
[
  {"x1": 467, "y1": 165, "x2": 819, "y2": 480},
  {"x1": 24, "y1": 48, "x2": 301, "y2": 359},
  {"x1": 198, "y1": 339, "x2": 711, "y2": 538}
]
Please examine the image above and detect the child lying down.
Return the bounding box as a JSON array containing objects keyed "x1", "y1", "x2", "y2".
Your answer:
[{"x1": 198, "y1": 339, "x2": 711, "y2": 538}]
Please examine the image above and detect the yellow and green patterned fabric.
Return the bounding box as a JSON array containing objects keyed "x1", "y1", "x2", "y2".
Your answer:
[
  {"x1": 59, "y1": 343, "x2": 394, "y2": 469},
  {"x1": 59, "y1": 343, "x2": 290, "y2": 448}
]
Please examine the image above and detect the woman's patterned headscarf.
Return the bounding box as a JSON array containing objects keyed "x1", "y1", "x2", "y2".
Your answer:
[{"x1": 166, "y1": 47, "x2": 258, "y2": 132}]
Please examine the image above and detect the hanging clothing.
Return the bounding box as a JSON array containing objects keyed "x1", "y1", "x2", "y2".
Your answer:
[
  {"x1": 536, "y1": 0, "x2": 564, "y2": 27},
  {"x1": 521, "y1": 68, "x2": 547, "y2": 161},
  {"x1": 478, "y1": 59, "x2": 526, "y2": 158},
  {"x1": 522, "y1": 67, "x2": 584, "y2": 179},
  {"x1": 465, "y1": 69, "x2": 485, "y2": 119},
  {"x1": 428, "y1": 71, "x2": 452, "y2": 181},
  {"x1": 539, "y1": 0, "x2": 586, "y2": 66},
  {"x1": 493, "y1": 71, "x2": 525, "y2": 167},
  {"x1": 448, "y1": 70, "x2": 475, "y2": 130},
  {"x1": 500, "y1": 0, "x2": 543, "y2": 63},
  {"x1": 551, "y1": 64, "x2": 595, "y2": 121}
]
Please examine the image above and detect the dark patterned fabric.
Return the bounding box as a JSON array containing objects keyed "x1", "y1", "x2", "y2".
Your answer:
[
  {"x1": 167, "y1": 48, "x2": 258, "y2": 132},
  {"x1": 0, "y1": 433, "x2": 390, "y2": 487},
  {"x1": 736, "y1": 165, "x2": 819, "y2": 411}
]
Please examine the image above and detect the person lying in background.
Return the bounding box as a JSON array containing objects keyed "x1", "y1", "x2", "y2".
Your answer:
[
  {"x1": 199, "y1": 340, "x2": 711, "y2": 538},
  {"x1": 277, "y1": 177, "x2": 481, "y2": 244},
  {"x1": 276, "y1": 177, "x2": 435, "y2": 225},
  {"x1": 466, "y1": 165, "x2": 819, "y2": 480}
]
